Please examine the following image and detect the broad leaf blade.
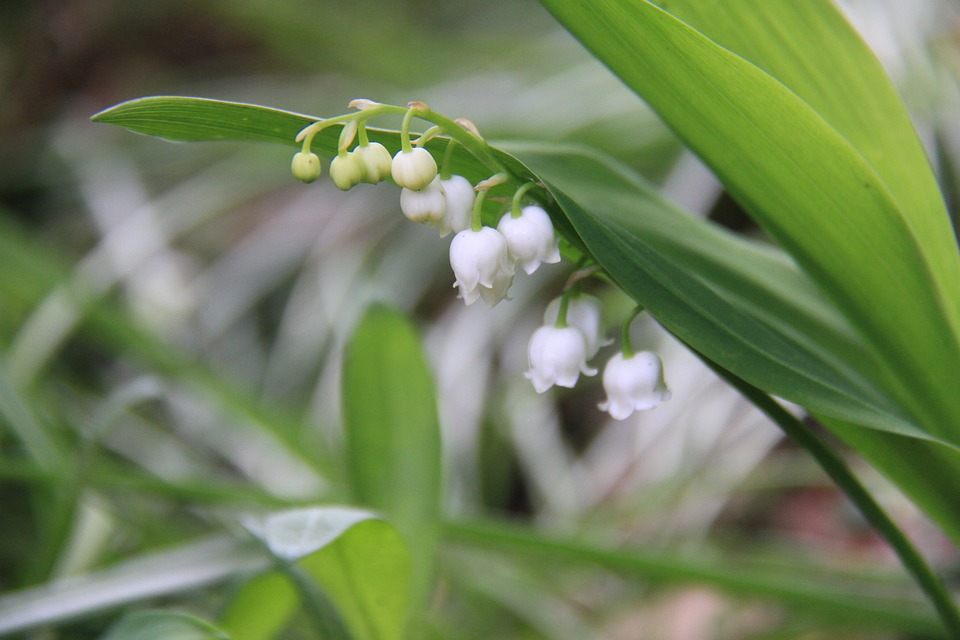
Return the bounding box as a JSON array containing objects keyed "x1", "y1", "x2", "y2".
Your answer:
[
  {"x1": 247, "y1": 506, "x2": 411, "y2": 640},
  {"x1": 342, "y1": 304, "x2": 442, "y2": 611},
  {"x1": 537, "y1": 0, "x2": 960, "y2": 442},
  {"x1": 654, "y1": 0, "x2": 958, "y2": 295}
]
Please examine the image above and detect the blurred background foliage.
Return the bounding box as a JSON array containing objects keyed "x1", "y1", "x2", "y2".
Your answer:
[{"x1": 1, "y1": 0, "x2": 959, "y2": 638}]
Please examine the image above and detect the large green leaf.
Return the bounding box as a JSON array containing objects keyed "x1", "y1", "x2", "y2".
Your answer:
[
  {"x1": 245, "y1": 506, "x2": 411, "y2": 640},
  {"x1": 653, "y1": 0, "x2": 959, "y2": 299},
  {"x1": 537, "y1": 0, "x2": 960, "y2": 443},
  {"x1": 341, "y1": 305, "x2": 442, "y2": 612},
  {"x1": 503, "y1": 142, "x2": 938, "y2": 443}
]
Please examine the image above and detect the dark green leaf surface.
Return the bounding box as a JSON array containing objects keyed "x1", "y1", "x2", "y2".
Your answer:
[{"x1": 537, "y1": 0, "x2": 960, "y2": 444}]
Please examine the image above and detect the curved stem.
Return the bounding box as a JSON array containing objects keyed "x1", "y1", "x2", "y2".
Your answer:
[
  {"x1": 471, "y1": 189, "x2": 487, "y2": 233},
  {"x1": 400, "y1": 106, "x2": 418, "y2": 153},
  {"x1": 511, "y1": 182, "x2": 538, "y2": 218},
  {"x1": 417, "y1": 106, "x2": 509, "y2": 179},
  {"x1": 704, "y1": 355, "x2": 960, "y2": 638},
  {"x1": 555, "y1": 287, "x2": 576, "y2": 329},
  {"x1": 440, "y1": 138, "x2": 459, "y2": 180},
  {"x1": 619, "y1": 306, "x2": 644, "y2": 359}
]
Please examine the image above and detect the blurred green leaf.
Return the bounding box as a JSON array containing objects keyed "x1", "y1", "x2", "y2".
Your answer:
[
  {"x1": 445, "y1": 519, "x2": 946, "y2": 637},
  {"x1": 219, "y1": 572, "x2": 298, "y2": 640},
  {"x1": 342, "y1": 304, "x2": 442, "y2": 613},
  {"x1": 0, "y1": 536, "x2": 269, "y2": 637},
  {"x1": 99, "y1": 610, "x2": 230, "y2": 640},
  {"x1": 537, "y1": 0, "x2": 960, "y2": 445},
  {"x1": 246, "y1": 507, "x2": 411, "y2": 640}
]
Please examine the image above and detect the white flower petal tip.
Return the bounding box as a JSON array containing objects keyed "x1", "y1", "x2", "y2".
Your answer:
[
  {"x1": 497, "y1": 205, "x2": 561, "y2": 275},
  {"x1": 544, "y1": 294, "x2": 607, "y2": 359},
  {"x1": 400, "y1": 176, "x2": 446, "y2": 224},
  {"x1": 439, "y1": 175, "x2": 475, "y2": 237},
  {"x1": 524, "y1": 325, "x2": 595, "y2": 393},
  {"x1": 449, "y1": 227, "x2": 515, "y2": 307},
  {"x1": 391, "y1": 147, "x2": 438, "y2": 190},
  {"x1": 598, "y1": 351, "x2": 671, "y2": 420}
]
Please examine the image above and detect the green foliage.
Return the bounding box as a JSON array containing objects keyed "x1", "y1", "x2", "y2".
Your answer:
[
  {"x1": 242, "y1": 507, "x2": 412, "y2": 640},
  {"x1": 100, "y1": 610, "x2": 230, "y2": 640},
  {"x1": 5, "y1": 0, "x2": 960, "y2": 638}
]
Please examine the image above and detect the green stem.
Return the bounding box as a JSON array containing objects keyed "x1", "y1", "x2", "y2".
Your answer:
[
  {"x1": 619, "y1": 306, "x2": 644, "y2": 359},
  {"x1": 511, "y1": 182, "x2": 538, "y2": 218},
  {"x1": 555, "y1": 289, "x2": 574, "y2": 329},
  {"x1": 357, "y1": 121, "x2": 370, "y2": 147},
  {"x1": 440, "y1": 138, "x2": 459, "y2": 180},
  {"x1": 471, "y1": 189, "x2": 487, "y2": 233},
  {"x1": 705, "y1": 357, "x2": 960, "y2": 638},
  {"x1": 417, "y1": 107, "x2": 508, "y2": 179},
  {"x1": 400, "y1": 106, "x2": 418, "y2": 153}
]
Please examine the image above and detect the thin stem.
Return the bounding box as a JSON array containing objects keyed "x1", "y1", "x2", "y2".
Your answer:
[
  {"x1": 417, "y1": 106, "x2": 508, "y2": 179},
  {"x1": 511, "y1": 182, "x2": 538, "y2": 218},
  {"x1": 555, "y1": 288, "x2": 575, "y2": 329},
  {"x1": 620, "y1": 306, "x2": 644, "y2": 359},
  {"x1": 440, "y1": 138, "x2": 459, "y2": 181},
  {"x1": 471, "y1": 189, "x2": 487, "y2": 233},
  {"x1": 357, "y1": 121, "x2": 370, "y2": 147},
  {"x1": 705, "y1": 356, "x2": 960, "y2": 638},
  {"x1": 400, "y1": 106, "x2": 418, "y2": 153}
]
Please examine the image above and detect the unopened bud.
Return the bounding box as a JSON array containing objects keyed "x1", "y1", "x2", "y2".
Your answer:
[
  {"x1": 329, "y1": 152, "x2": 365, "y2": 190},
  {"x1": 291, "y1": 152, "x2": 322, "y2": 183}
]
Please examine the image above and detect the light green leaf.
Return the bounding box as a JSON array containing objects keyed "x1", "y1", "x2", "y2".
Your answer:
[
  {"x1": 246, "y1": 507, "x2": 411, "y2": 640},
  {"x1": 537, "y1": 0, "x2": 960, "y2": 443},
  {"x1": 653, "y1": 0, "x2": 959, "y2": 297},
  {"x1": 218, "y1": 572, "x2": 298, "y2": 640},
  {"x1": 99, "y1": 610, "x2": 229, "y2": 640},
  {"x1": 342, "y1": 304, "x2": 443, "y2": 611}
]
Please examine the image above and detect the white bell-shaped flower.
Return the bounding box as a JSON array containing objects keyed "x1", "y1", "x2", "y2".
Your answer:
[
  {"x1": 598, "y1": 351, "x2": 671, "y2": 420},
  {"x1": 437, "y1": 175, "x2": 475, "y2": 237},
  {"x1": 329, "y1": 151, "x2": 365, "y2": 190},
  {"x1": 449, "y1": 227, "x2": 515, "y2": 307},
  {"x1": 355, "y1": 142, "x2": 392, "y2": 184},
  {"x1": 401, "y1": 176, "x2": 446, "y2": 224},
  {"x1": 496, "y1": 205, "x2": 561, "y2": 274},
  {"x1": 524, "y1": 325, "x2": 597, "y2": 393},
  {"x1": 391, "y1": 147, "x2": 438, "y2": 190},
  {"x1": 543, "y1": 293, "x2": 610, "y2": 359}
]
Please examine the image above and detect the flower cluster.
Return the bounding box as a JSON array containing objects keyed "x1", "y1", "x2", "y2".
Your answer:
[
  {"x1": 525, "y1": 295, "x2": 670, "y2": 420},
  {"x1": 292, "y1": 99, "x2": 561, "y2": 309},
  {"x1": 291, "y1": 99, "x2": 669, "y2": 420}
]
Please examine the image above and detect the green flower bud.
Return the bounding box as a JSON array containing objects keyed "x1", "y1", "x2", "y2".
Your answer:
[
  {"x1": 329, "y1": 151, "x2": 365, "y2": 191},
  {"x1": 355, "y1": 142, "x2": 393, "y2": 184},
  {"x1": 291, "y1": 151, "x2": 322, "y2": 183}
]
